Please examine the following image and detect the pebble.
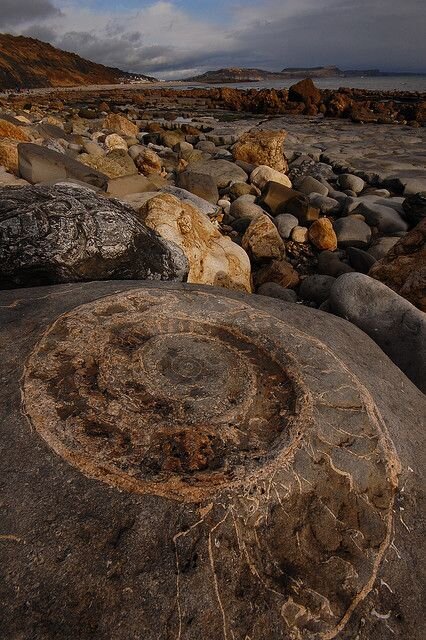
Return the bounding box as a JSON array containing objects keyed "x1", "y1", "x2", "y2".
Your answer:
[
  {"x1": 337, "y1": 173, "x2": 365, "y2": 194},
  {"x1": 256, "y1": 283, "x2": 298, "y2": 303},
  {"x1": 329, "y1": 273, "x2": 426, "y2": 392},
  {"x1": 299, "y1": 275, "x2": 336, "y2": 304},
  {"x1": 291, "y1": 225, "x2": 309, "y2": 243},
  {"x1": 333, "y1": 217, "x2": 372, "y2": 248},
  {"x1": 275, "y1": 213, "x2": 299, "y2": 239}
]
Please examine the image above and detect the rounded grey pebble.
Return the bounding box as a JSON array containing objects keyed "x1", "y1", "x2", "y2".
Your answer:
[
  {"x1": 333, "y1": 217, "x2": 372, "y2": 248},
  {"x1": 337, "y1": 174, "x2": 365, "y2": 194},
  {"x1": 329, "y1": 273, "x2": 426, "y2": 393},
  {"x1": 275, "y1": 213, "x2": 299, "y2": 239}
]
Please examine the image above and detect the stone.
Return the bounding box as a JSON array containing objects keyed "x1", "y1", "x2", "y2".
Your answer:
[
  {"x1": 139, "y1": 194, "x2": 251, "y2": 292},
  {"x1": 261, "y1": 181, "x2": 319, "y2": 224},
  {"x1": 299, "y1": 274, "x2": 335, "y2": 304},
  {"x1": 103, "y1": 113, "x2": 138, "y2": 137},
  {"x1": 329, "y1": 273, "x2": 426, "y2": 392},
  {"x1": 159, "y1": 130, "x2": 185, "y2": 148},
  {"x1": 106, "y1": 174, "x2": 158, "y2": 197},
  {"x1": 291, "y1": 225, "x2": 309, "y2": 243},
  {"x1": 257, "y1": 282, "x2": 298, "y2": 302},
  {"x1": 368, "y1": 220, "x2": 426, "y2": 311},
  {"x1": 177, "y1": 171, "x2": 219, "y2": 205},
  {"x1": 230, "y1": 196, "x2": 264, "y2": 221},
  {"x1": 254, "y1": 258, "x2": 300, "y2": 289},
  {"x1": 188, "y1": 159, "x2": 247, "y2": 189},
  {"x1": 318, "y1": 250, "x2": 355, "y2": 277},
  {"x1": 161, "y1": 186, "x2": 218, "y2": 217},
  {"x1": 401, "y1": 192, "x2": 426, "y2": 226},
  {"x1": 232, "y1": 129, "x2": 288, "y2": 172},
  {"x1": 288, "y1": 78, "x2": 322, "y2": 105},
  {"x1": 79, "y1": 151, "x2": 137, "y2": 179},
  {"x1": 308, "y1": 193, "x2": 341, "y2": 215},
  {"x1": 0, "y1": 139, "x2": 19, "y2": 174},
  {"x1": 105, "y1": 133, "x2": 128, "y2": 152},
  {"x1": 242, "y1": 215, "x2": 285, "y2": 261},
  {"x1": 18, "y1": 143, "x2": 108, "y2": 190},
  {"x1": 0, "y1": 280, "x2": 424, "y2": 640},
  {"x1": 195, "y1": 140, "x2": 216, "y2": 153},
  {"x1": 333, "y1": 217, "x2": 372, "y2": 248},
  {"x1": 308, "y1": 218, "x2": 338, "y2": 251},
  {"x1": 0, "y1": 166, "x2": 28, "y2": 186},
  {"x1": 226, "y1": 182, "x2": 258, "y2": 200},
  {"x1": 275, "y1": 213, "x2": 299, "y2": 239},
  {"x1": 0, "y1": 185, "x2": 188, "y2": 289},
  {"x1": 356, "y1": 202, "x2": 408, "y2": 234},
  {"x1": 0, "y1": 118, "x2": 31, "y2": 142},
  {"x1": 134, "y1": 147, "x2": 162, "y2": 176},
  {"x1": 173, "y1": 141, "x2": 194, "y2": 158},
  {"x1": 83, "y1": 141, "x2": 104, "y2": 156},
  {"x1": 337, "y1": 174, "x2": 365, "y2": 194},
  {"x1": 297, "y1": 176, "x2": 329, "y2": 196},
  {"x1": 250, "y1": 165, "x2": 292, "y2": 191},
  {"x1": 347, "y1": 247, "x2": 377, "y2": 273},
  {"x1": 367, "y1": 236, "x2": 400, "y2": 260}
]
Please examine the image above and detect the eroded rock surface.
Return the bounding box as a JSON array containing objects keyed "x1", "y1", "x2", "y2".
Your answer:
[
  {"x1": 139, "y1": 193, "x2": 251, "y2": 292},
  {"x1": 0, "y1": 185, "x2": 188, "y2": 288},
  {"x1": 0, "y1": 281, "x2": 424, "y2": 640}
]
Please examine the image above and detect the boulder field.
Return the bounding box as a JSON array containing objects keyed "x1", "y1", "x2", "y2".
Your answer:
[{"x1": 0, "y1": 91, "x2": 425, "y2": 639}]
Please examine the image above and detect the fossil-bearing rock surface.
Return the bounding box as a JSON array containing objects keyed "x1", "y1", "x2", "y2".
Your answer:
[
  {"x1": 0, "y1": 281, "x2": 424, "y2": 640},
  {"x1": 0, "y1": 185, "x2": 188, "y2": 288}
]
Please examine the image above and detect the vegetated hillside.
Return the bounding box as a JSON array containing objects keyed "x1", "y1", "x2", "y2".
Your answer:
[{"x1": 0, "y1": 33, "x2": 157, "y2": 89}]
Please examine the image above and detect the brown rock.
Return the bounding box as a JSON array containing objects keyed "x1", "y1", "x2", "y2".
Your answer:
[
  {"x1": 139, "y1": 193, "x2": 252, "y2": 292},
  {"x1": 233, "y1": 129, "x2": 288, "y2": 172},
  {"x1": 0, "y1": 119, "x2": 31, "y2": 142},
  {"x1": 254, "y1": 258, "x2": 300, "y2": 288},
  {"x1": 103, "y1": 113, "x2": 138, "y2": 137},
  {"x1": 242, "y1": 215, "x2": 285, "y2": 261},
  {"x1": 261, "y1": 181, "x2": 320, "y2": 224},
  {"x1": 134, "y1": 147, "x2": 162, "y2": 176},
  {"x1": 288, "y1": 78, "x2": 322, "y2": 105},
  {"x1": 80, "y1": 151, "x2": 137, "y2": 179},
  {"x1": 308, "y1": 218, "x2": 337, "y2": 251},
  {"x1": 369, "y1": 219, "x2": 426, "y2": 311},
  {"x1": 0, "y1": 139, "x2": 19, "y2": 174}
]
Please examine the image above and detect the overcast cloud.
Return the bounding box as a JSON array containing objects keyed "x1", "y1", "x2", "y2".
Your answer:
[{"x1": 1, "y1": 0, "x2": 425, "y2": 78}]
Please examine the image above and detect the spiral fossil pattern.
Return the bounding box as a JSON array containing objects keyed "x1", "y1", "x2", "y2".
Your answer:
[{"x1": 23, "y1": 287, "x2": 400, "y2": 638}]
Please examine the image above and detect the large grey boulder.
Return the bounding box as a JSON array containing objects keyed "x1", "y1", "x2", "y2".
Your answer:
[
  {"x1": 0, "y1": 281, "x2": 424, "y2": 640},
  {"x1": 329, "y1": 272, "x2": 426, "y2": 392},
  {"x1": 189, "y1": 159, "x2": 248, "y2": 189},
  {"x1": 18, "y1": 143, "x2": 109, "y2": 190},
  {"x1": 0, "y1": 185, "x2": 188, "y2": 288}
]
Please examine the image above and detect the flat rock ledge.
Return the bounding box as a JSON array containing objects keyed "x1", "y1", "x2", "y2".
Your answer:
[{"x1": 0, "y1": 281, "x2": 424, "y2": 640}]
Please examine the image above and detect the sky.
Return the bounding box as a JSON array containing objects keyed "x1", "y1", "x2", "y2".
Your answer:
[{"x1": 0, "y1": 0, "x2": 425, "y2": 78}]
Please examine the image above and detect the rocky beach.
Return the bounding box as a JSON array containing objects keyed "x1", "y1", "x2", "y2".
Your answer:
[{"x1": 0, "y1": 78, "x2": 425, "y2": 640}]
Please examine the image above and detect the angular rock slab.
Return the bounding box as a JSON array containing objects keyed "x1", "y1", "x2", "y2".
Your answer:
[
  {"x1": 0, "y1": 185, "x2": 188, "y2": 288},
  {"x1": 0, "y1": 282, "x2": 424, "y2": 640}
]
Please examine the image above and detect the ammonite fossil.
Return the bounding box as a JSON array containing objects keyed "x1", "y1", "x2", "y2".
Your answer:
[{"x1": 1, "y1": 282, "x2": 424, "y2": 640}]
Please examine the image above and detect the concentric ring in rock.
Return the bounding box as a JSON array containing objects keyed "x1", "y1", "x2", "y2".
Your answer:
[
  {"x1": 23, "y1": 288, "x2": 303, "y2": 501},
  {"x1": 2, "y1": 282, "x2": 424, "y2": 640}
]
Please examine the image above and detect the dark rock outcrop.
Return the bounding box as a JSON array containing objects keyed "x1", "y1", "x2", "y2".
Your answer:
[
  {"x1": 369, "y1": 219, "x2": 426, "y2": 310},
  {"x1": 0, "y1": 185, "x2": 188, "y2": 288}
]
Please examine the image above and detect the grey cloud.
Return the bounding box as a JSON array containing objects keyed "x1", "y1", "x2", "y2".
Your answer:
[
  {"x1": 11, "y1": 0, "x2": 426, "y2": 77},
  {"x1": 0, "y1": 0, "x2": 61, "y2": 27}
]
